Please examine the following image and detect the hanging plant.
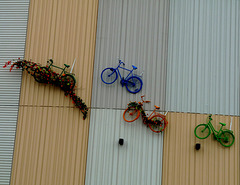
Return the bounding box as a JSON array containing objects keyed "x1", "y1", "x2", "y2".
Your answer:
[
  {"x1": 127, "y1": 102, "x2": 164, "y2": 126},
  {"x1": 3, "y1": 58, "x2": 88, "y2": 119}
]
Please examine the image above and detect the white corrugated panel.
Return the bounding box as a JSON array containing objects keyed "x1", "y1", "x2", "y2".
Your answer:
[
  {"x1": 0, "y1": 0, "x2": 29, "y2": 184},
  {"x1": 166, "y1": 0, "x2": 240, "y2": 116},
  {"x1": 91, "y1": 0, "x2": 169, "y2": 111},
  {"x1": 86, "y1": 109, "x2": 164, "y2": 185}
]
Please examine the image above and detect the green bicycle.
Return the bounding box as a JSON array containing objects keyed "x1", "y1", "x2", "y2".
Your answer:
[
  {"x1": 34, "y1": 59, "x2": 76, "y2": 90},
  {"x1": 194, "y1": 114, "x2": 235, "y2": 147}
]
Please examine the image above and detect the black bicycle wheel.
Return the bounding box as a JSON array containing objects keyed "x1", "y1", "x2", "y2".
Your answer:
[
  {"x1": 60, "y1": 74, "x2": 76, "y2": 91},
  {"x1": 34, "y1": 67, "x2": 49, "y2": 83},
  {"x1": 194, "y1": 124, "x2": 211, "y2": 139},
  {"x1": 101, "y1": 68, "x2": 118, "y2": 84},
  {"x1": 219, "y1": 131, "x2": 235, "y2": 147},
  {"x1": 126, "y1": 76, "x2": 143, "y2": 94}
]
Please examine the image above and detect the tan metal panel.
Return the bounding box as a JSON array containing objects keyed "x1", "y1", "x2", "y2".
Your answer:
[
  {"x1": 20, "y1": 0, "x2": 98, "y2": 107},
  {"x1": 162, "y1": 112, "x2": 239, "y2": 185},
  {"x1": 11, "y1": 106, "x2": 90, "y2": 185},
  {"x1": 11, "y1": 0, "x2": 98, "y2": 184}
]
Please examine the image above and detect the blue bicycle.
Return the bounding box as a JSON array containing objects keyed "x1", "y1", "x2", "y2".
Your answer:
[{"x1": 101, "y1": 60, "x2": 143, "y2": 94}]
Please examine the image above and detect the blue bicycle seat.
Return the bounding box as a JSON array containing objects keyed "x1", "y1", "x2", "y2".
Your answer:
[{"x1": 132, "y1": 65, "x2": 137, "y2": 70}]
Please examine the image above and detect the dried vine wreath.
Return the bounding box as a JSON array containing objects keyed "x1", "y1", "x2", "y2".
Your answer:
[{"x1": 3, "y1": 59, "x2": 88, "y2": 119}]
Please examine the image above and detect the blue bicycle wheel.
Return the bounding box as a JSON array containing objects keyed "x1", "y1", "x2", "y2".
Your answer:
[
  {"x1": 126, "y1": 76, "x2": 143, "y2": 94},
  {"x1": 101, "y1": 68, "x2": 118, "y2": 84}
]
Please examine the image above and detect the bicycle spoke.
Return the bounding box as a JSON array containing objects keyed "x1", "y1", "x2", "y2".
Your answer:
[
  {"x1": 101, "y1": 68, "x2": 118, "y2": 84},
  {"x1": 149, "y1": 114, "x2": 167, "y2": 133},
  {"x1": 194, "y1": 124, "x2": 210, "y2": 139},
  {"x1": 219, "y1": 131, "x2": 234, "y2": 147},
  {"x1": 126, "y1": 76, "x2": 142, "y2": 94},
  {"x1": 123, "y1": 107, "x2": 140, "y2": 122}
]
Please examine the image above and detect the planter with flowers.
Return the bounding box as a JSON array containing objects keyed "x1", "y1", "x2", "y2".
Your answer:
[{"x1": 3, "y1": 59, "x2": 88, "y2": 119}]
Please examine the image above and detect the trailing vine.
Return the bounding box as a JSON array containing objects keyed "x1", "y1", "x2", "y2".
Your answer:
[{"x1": 3, "y1": 58, "x2": 88, "y2": 119}]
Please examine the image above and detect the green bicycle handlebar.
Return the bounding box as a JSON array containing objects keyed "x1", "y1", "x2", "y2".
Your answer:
[{"x1": 209, "y1": 114, "x2": 212, "y2": 120}]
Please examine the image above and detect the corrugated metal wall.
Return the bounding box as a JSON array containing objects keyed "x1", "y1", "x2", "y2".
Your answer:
[
  {"x1": 0, "y1": 0, "x2": 29, "y2": 184},
  {"x1": 166, "y1": 0, "x2": 240, "y2": 116},
  {"x1": 85, "y1": 109, "x2": 164, "y2": 185},
  {"x1": 162, "y1": 112, "x2": 239, "y2": 185},
  {"x1": 11, "y1": 107, "x2": 90, "y2": 185},
  {"x1": 10, "y1": 0, "x2": 99, "y2": 184},
  {"x1": 0, "y1": 0, "x2": 29, "y2": 59},
  {"x1": 5, "y1": 0, "x2": 239, "y2": 185},
  {"x1": 91, "y1": 0, "x2": 170, "y2": 110},
  {"x1": 87, "y1": 0, "x2": 170, "y2": 184},
  {"x1": 164, "y1": 1, "x2": 240, "y2": 184}
]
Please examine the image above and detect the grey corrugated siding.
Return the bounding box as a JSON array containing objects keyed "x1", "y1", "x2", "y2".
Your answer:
[
  {"x1": 91, "y1": 0, "x2": 170, "y2": 111},
  {"x1": 0, "y1": 0, "x2": 29, "y2": 184},
  {"x1": 85, "y1": 109, "x2": 164, "y2": 185},
  {"x1": 166, "y1": 0, "x2": 240, "y2": 116},
  {"x1": 88, "y1": 1, "x2": 168, "y2": 184}
]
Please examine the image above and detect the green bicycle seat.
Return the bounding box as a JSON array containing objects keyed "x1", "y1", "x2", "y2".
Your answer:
[
  {"x1": 219, "y1": 122, "x2": 226, "y2": 126},
  {"x1": 64, "y1": 64, "x2": 70, "y2": 68}
]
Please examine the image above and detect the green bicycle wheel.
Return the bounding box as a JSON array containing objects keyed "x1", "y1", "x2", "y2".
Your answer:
[
  {"x1": 194, "y1": 124, "x2": 211, "y2": 139},
  {"x1": 219, "y1": 130, "x2": 235, "y2": 147}
]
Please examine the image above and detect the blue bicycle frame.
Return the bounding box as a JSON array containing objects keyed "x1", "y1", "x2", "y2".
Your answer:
[
  {"x1": 101, "y1": 60, "x2": 143, "y2": 94},
  {"x1": 114, "y1": 60, "x2": 135, "y2": 85}
]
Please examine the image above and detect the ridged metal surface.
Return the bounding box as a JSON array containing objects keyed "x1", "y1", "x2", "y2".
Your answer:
[
  {"x1": 86, "y1": 109, "x2": 164, "y2": 185},
  {"x1": 0, "y1": 0, "x2": 29, "y2": 59},
  {"x1": 166, "y1": 0, "x2": 240, "y2": 116},
  {"x1": 0, "y1": 0, "x2": 29, "y2": 185},
  {"x1": 0, "y1": 107, "x2": 19, "y2": 185},
  {"x1": 10, "y1": 0, "x2": 99, "y2": 184},
  {"x1": 11, "y1": 107, "x2": 90, "y2": 185},
  {"x1": 20, "y1": 0, "x2": 98, "y2": 108},
  {"x1": 162, "y1": 112, "x2": 239, "y2": 185},
  {"x1": 0, "y1": 0, "x2": 29, "y2": 105},
  {"x1": 91, "y1": 0, "x2": 170, "y2": 110},
  {"x1": 0, "y1": 67, "x2": 22, "y2": 106}
]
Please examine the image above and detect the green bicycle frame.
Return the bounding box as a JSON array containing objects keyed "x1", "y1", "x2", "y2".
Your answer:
[
  {"x1": 194, "y1": 115, "x2": 235, "y2": 147},
  {"x1": 47, "y1": 59, "x2": 71, "y2": 76},
  {"x1": 207, "y1": 119, "x2": 222, "y2": 138}
]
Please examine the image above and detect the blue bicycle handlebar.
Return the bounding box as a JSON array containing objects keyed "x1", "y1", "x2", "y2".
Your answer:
[{"x1": 119, "y1": 60, "x2": 125, "y2": 66}]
